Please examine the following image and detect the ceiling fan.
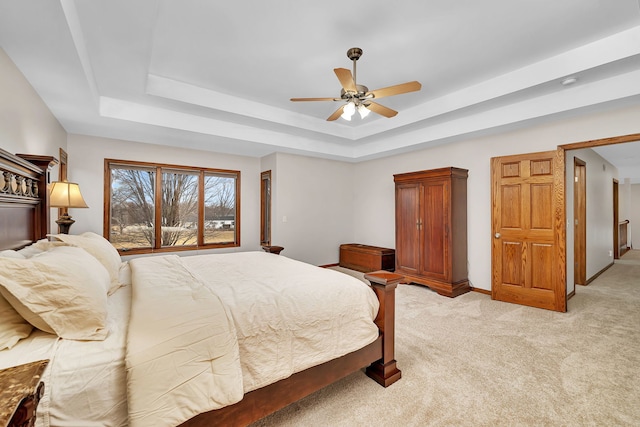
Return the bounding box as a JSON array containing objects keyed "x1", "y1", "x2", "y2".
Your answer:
[{"x1": 291, "y1": 47, "x2": 422, "y2": 121}]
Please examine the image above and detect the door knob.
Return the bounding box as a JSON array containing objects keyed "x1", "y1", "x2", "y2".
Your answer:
[{"x1": 494, "y1": 233, "x2": 501, "y2": 239}]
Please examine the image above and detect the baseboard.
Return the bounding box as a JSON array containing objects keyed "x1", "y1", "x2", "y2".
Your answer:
[
  {"x1": 471, "y1": 287, "x2": 491, "y2": 295},
  {"x1": 585, "y1": 262, "x2": 614, "y2": 285},
  {"x1": 567, "y1": 289, "x2": 576, "y2": 300}
]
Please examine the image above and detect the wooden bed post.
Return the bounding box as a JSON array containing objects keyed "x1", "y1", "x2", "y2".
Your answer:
[
  {"x1": 17, "y1": 154, "x2": 58, "y2": 239},
  {"x1": 364, "y1": 270, "x2": 403, "y2": 387}
]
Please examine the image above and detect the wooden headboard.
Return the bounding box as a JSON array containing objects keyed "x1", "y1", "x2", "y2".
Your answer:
[{"x1": 0, "y1": 148, "x2": 57, "y2": 250}]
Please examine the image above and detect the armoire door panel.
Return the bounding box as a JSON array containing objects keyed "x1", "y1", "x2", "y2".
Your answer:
[
  {"x1": 395, "y1": 183, "x2": 421, "y2": 274},
  {"x1": 422, "y1": 182, "x2": 447, "y2": 278}
]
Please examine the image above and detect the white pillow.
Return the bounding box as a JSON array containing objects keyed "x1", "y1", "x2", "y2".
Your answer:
[
  {"x1": 0, "y1": 250, "x2": 26, "y2": 259},
  {"x1": 0, "y1": 246, "x2": 109, "y2": 340},
  {"x1": 16, "y1": 239, "x2": 70, "y2": 258},
  {"x1": 49, "y1": 232, "x2": 122, "y2": 294},
  {"x1": 0, "y1": 294, "x2": 33, "y2": 350}
]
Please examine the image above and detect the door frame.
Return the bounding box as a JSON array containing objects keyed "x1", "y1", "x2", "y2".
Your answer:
[
  {"x1": 613, "y1": 179, "x2": 619, "y2": 259},
  {"x1": 573, "y1": 157, "x2": 587, "y2": 286}
]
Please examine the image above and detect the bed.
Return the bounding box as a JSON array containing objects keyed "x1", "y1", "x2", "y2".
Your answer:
[{"x1": 0, "y1": 148, "x2": 401, "y2": 427}]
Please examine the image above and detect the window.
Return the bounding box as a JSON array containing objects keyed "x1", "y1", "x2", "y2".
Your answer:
[{"x1": 105, "y1": 159, "x2": 240, "y2": 253}]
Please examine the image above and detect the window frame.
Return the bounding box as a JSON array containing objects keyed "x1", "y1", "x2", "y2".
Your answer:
[{"x1": 104, "y1": 158, "x2": 241, "y2": 255}]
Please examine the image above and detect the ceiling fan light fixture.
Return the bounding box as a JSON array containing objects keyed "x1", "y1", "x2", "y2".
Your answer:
[
  {"x1": 291, "y1": 47, "x2": 421, "y2": 121},
  {"x1": 341, "y1": 101, "x2": 356, "y2": 120},
  {"x1": 358, "y1": 103, "x2": 370, "y2": 119}
]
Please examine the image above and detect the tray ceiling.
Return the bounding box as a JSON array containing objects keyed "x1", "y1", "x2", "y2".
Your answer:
[{"x1": 1, "y1": 0, "x2": 640, "y2": 177}]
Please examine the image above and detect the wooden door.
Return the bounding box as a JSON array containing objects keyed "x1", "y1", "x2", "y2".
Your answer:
[
  {"x1": 573, "y1": 158, "x2": 586, "y2": 285},
  {"x1": 395, "y1": 182, "x2": 421, "y2": 275},
  {"x1": 491, "y1": 151, "x2": 566, "y2": 312},
  {"x1": 420, "y1": 179, "x2": 449, "y2": 281}
]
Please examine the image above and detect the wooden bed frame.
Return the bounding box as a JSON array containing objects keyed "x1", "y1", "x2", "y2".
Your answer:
[
  {"x1": 0, "y1": 149, "x2": 402, "y2": 427},
  {"x1": 183, "y1": 269, "x2": 402, "y2": 426}
]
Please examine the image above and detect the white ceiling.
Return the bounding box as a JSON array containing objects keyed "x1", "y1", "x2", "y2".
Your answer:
[{"x1": 1, "y1": 1, "x2": 640, "y2": 180}]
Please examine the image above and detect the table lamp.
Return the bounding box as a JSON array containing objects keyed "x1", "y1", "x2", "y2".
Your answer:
[{"x1": 49, "y1": 181, "x2": 88, "y2": 234}]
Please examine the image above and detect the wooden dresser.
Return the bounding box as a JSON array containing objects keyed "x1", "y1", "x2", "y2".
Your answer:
[
  {"x1": 0, "y1": 360, "x2": 48, "y2": 427},
  {"x1": 394, "y1": 167, "x2": 469, "y2": 297}
]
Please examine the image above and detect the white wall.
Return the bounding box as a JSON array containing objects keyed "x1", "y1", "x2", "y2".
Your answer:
[
  {"x1": 618, "y1": 179, "x2": 637, "y2": 250},
  {"x1": 0, "y1": 48, "x2": 65, "y2": 158},
  {"x1": 0, "y1": 48, "x2": 67, "y2": 232},
  {"x1": 353, "y1": 104, "x2": 640, "y2": 292},
  {"x1": 269, "y1": 152, "x2": 354, "y2": 266},
  {"x1": 625, "y1": 184, "x2": 640, "y2": 249},
  {"x1": 4, "y1": 43, "x2": 640, "y2": 279},
  {"x1": 565, "y1": 148, "x2": 617, "y2": 292},
  {"x1": 66, "y1": 134, "x2": 263, "y2": 255}
]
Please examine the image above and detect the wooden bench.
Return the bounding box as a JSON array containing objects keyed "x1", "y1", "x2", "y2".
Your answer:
[{"x1": 339, "y1": 243, "x2": 395, "y2": 273}]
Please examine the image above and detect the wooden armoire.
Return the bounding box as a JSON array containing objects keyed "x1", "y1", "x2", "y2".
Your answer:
[{"x1": 394, "y1": 167, "x2": 470, "y2": 297}]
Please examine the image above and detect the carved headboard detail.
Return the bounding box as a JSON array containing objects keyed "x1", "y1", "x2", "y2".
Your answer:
[
  {"x1": 0, "y1": 148, "x2": 57, "y2": 250},
  {"x1": 0, "y1": 164, "x2": 40, "y2": 197}
]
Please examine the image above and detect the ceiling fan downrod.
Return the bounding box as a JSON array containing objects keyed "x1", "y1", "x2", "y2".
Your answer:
[{"x1": 347, "y1": 47, "x2": 363, "y2": 87}]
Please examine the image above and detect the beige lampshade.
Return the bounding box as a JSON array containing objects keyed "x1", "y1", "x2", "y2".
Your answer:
[{"x1": 49, "y1": 181, "x2": 89, "y2": 208}]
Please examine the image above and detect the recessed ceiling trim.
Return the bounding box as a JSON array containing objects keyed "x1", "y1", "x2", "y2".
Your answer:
[
  {"x1": 146, "y1": 74, "x2": 359, "y2": 140},
  {"x1": 99, "y1": 96, "x2": 356, "y2": 158},
  {"x1": 354, "y1": 69, "x2": 640, "y2": 159},
  {"x1": 355, "y1": 25, "x2": 640, "y2": 139},
  {"x1": 60, "y1": 0, "x2": 100, "y2": 106}
]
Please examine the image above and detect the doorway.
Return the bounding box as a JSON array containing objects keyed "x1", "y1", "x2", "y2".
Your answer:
[
  {"x1": 574, "y1": 158, "x2": 586, "y2": 286},
  {"x1": 560, "y1": 133, "x2": 640, "y2": 291}
]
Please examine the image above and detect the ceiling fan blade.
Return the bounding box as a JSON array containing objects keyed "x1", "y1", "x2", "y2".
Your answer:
[
  {"x1": 366, "y1": 101, "x2": 398, "y2": 118},
  {"x1": 327, "y1": 105, "x2": 345, "y2": 121},
  {"x1": 366, "y1": 81, "x2": 421, "y2": 99},
  {"x1": 290, "y1": 97, "x2": 338, "y2": 102},
  {"x1": 334, "y1": 68, "x2": 357, "y2": 93}
]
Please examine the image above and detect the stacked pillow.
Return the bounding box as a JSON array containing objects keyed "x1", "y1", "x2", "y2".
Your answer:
[
  {"x1": 0, "y1": 233, "x2": 122, "y2": 350},
  {"x1": 49, "y1": 232, "x2": 123, "y2": 294},
  {"x1": 0, "y1": 250, "x2": 34, "y2": 350}
]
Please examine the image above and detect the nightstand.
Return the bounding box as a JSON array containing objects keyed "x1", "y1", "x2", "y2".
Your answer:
[
  {"x1": 261, "y1": 245, "x2": 284, "y2": 255},
  {"x1": 0, "y1": 359, "x2": 48, "y2": 427}
]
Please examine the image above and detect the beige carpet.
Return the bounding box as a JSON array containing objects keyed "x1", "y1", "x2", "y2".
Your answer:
[
  {"x1": 617, "y1": 248, "x2": 640, "y2": 265},
  {"x1": 252, "y1": 255, "x2": 640, "y2": 426}
]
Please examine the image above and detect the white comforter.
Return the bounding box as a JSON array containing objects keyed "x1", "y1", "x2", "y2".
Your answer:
[{"x1": 127, "y1": 252, "x2": 379, "y2": 427}]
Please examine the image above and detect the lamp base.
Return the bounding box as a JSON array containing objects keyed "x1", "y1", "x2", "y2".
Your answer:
[{"x1": 56, "y1": 213, "x2": 75, "y2": 234}]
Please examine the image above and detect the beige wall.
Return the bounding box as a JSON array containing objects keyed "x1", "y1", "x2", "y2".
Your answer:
[
  {"x1": 267, "y1": 152, "x2": 355, "y2": 265},
  {"x1": 621, "y1": 183, "x2": 640, "y2": 249},
  {"x1": 66, "y1": 133, "x2": 263, "y2": 256},
  {"x1": 4, "y1": 44, "x2": 640, "y2": 285},
  {"x1": 352, "y1": 104, "x2": 640, "y2": 292},
  {"x1": 0, "y1": 48, "x2": 65, "y2": 159},
  {"x1": 0, "y1": 48, "x2": 67, "y2": 232},
  {"x1": 565, "y1": 148, "x2": 617, "y2": 293}
]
